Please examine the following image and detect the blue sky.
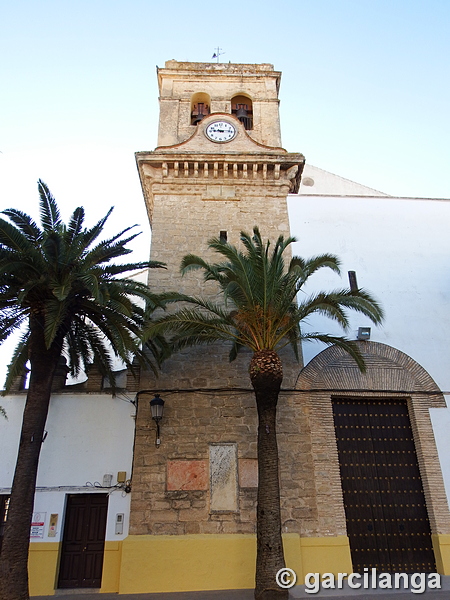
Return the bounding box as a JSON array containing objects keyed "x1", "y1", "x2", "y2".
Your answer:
[{"x1": 1, "y1": 0, "x2": 449, "y2": 382}]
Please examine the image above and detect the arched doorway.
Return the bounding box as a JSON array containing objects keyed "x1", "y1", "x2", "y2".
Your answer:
[{"x1": 295, "y1": 341, "x2": 450, "y2": 574}]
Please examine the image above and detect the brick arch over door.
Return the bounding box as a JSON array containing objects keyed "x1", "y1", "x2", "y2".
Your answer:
[{"x1": 294, "y1": 341, "x2": 450, "y2": 541}]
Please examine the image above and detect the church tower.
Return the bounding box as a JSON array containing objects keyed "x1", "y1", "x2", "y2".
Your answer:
[
  {"x1": 120, "y1": 61, "x2": 308, "y2": 594},
  {"x1": 136, "y1": 60, "x2": 304, "y2": 301}
]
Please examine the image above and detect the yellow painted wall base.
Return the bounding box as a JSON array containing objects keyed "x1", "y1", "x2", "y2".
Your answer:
[
  {"x1": 299, "y1": 536, "x2": 352, "y2": 578},
  {"x1": 118, "y1": 533, "x2": 352, "y2": 594},
  {"x1": 29, "y1": 543, "x2": 60, "y2": 596},
  {"x1": 119, "y1": 534, "x2": 257, "y2": 593},
  {"x1": 29, "y1": 532, "x2": 449, "y2": 596},
  {"x1": 101, "y1": 541, "x2": 123, "y2": 592},
  {"x1": 432, "y1": 534, "x2": 450, "y2": 575},
  {"x1": 29, "y1": 540, "x2": 123, "y2": 596}
]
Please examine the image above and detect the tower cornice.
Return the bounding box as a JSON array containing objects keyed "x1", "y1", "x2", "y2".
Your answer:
[
  {"x1": 136, "y1": 151, "x2": 305, "y2": 225},
  {"x1": 157, "y1": 60, "x2": 281, "y2": 95}
]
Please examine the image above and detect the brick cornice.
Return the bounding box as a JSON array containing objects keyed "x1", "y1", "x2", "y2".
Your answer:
[{"x1": 296, "y1": 341, "x2": 445, "y2": 399}]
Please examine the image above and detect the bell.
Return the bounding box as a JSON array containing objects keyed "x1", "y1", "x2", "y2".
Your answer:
[
  {"x1": 192, "y1": 103, "x2": 208, "y2": 125},
  {"x1": 236, "y1": 104, "x2": 248, "y2": 120}
]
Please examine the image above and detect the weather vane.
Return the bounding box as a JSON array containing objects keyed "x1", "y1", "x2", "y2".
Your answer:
[{"x1": 212, "y1": 47, "x2": 225, "y2": 63}]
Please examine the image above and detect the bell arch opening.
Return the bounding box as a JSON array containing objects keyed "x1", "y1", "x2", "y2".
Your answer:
[
  {"x1": 231, "y1": 94, "x2": 253, "y2": 130},
  {"x1": 190, "y1": 92, "x2": 211, "y2": 125}
]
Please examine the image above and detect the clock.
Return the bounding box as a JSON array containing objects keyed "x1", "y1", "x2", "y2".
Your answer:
[{"x1": 205, "y1": 120, "x2": 237, "y2": 143}]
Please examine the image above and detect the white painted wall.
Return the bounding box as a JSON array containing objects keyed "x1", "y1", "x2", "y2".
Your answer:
[
  {"x1": 430, "y1": 409, "x2": 450, "y2": 510},
  {"x1": 288, "y1": 193, "x2": 450, "y2": 398},
  {"x1": 0, "y1": 393, "x2": 136, "y2": 541},
  {"x1": 299, "y1": 164, "x2": 389, "y2": 197},
  {"x1": 288, "y1": 188, "x2": 450, "y2": 505}
]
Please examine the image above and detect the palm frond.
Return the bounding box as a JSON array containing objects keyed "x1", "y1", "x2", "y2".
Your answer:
[
  {"x1": 147, "y1": 307, "x2": 237, "y2": 342},
  {"x1": 1, "y1": 209, "x2": 41, "y2": 243},
  {"x1": 79, "y1": 207, "x2": 114, "y2": 250},
  {"x1": 0, "y1": 307, "x2": 28, "y2": 344},
  {"x1": 2, "y1": 330, "x2": 30, "y2": 394},
  {"x1": 296, "y1": 292, "x2": 351, "y2": 330},
  {"x1": 80, "y1": 235, "x2": 139, "y2": 269},
  {"x1": 101, "y1": 261, "x2": 165, "y2": 276},
  {"x1": 301, "y1": 332, "x2": 366, "y2": 372},
  {"x1": 65, "y1": 207, "x2": 85, "y2": 244},
  {"x1": 228, "y1": 339, "x2": 245, "y2": 362},
  {"x1": 38, "y1": 179, "x2": 61, "y2": 231},
  {"x1": 336, "y1": 288, "x2": 384, "y2": 324},
  {"x1": 290, "y1": 253, "x2": 341, "y2": 284},
  {"x1": 78, "y1": 323, "x2": 116, "y2": 383},
  {"x1": 0, "y1": 217, "x2": 36, "y2": 254},
  {"x1": 65, "y1": 321, "x2": 92, "y2": 378},
  {"x1": 180, "y1": 254, "x2": 212, "y2": 274},
  {"x1": 43, "y1": 298, "x2": 68, "y2": 349}
]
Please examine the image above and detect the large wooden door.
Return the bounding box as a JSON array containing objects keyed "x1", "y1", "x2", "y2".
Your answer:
[
  {"x1": 332, "y1": 398, "x2": 436, "y2": 573},
  {"x1": 58, "y1": 494, "x2": 108, "y2": 588}
]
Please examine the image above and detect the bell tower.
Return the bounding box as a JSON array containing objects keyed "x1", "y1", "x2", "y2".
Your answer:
[
  {"x1": 156, "y1": 60, "x2": 284, "y2": 147},
  {"x1": 136, "y1": 60, "x2": 304, "y2": 300},
  {"x1": 122, "y1": 61, "x2": 306, "y2": 594}
]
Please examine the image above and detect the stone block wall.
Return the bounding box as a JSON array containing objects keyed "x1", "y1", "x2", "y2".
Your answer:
[
  {"x1": 130, "y1": 387, "x2": 259, "y2": 536},
  {"x1": 129, "y1": 382, "x2": 318, "y2": 537}
]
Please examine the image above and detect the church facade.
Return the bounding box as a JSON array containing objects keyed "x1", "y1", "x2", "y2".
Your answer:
[{"x1": 1, "y1": 60, "x2": 450, "y2": 595}]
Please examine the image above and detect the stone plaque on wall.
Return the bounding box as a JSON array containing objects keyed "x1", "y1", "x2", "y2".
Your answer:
[
  {"x1": 238, "y1": 458, "x2": 258, "y2": 488},
  {"x1": 167, "y1": 460, "x2": 208, "y2": 491},
  {"x1": 209, "y1": 443, "x2": 238, "y2": 512}
]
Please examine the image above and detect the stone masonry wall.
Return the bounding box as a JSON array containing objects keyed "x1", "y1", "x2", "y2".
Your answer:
[
  {"x1": 129, "y1": 134, "x2": 308, "y2": 537},
  {"x1": 129, "y1": 382, "x2": 316, "y2": 537}
]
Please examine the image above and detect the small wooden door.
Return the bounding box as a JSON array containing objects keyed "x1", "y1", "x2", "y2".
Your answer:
[
  {"x1": 58, "y1": 494, "x2": 108, "y2": 588},
  {"x1": 333, "y1": 398, "x2": 436, "y2": 573}
]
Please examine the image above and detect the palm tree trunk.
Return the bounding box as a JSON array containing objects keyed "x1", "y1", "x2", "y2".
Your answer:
[
  {"x1": 250, "y1": 350, "x2": 288, "y2": 600},
  {"x1": 0, "y1": 318, "x2": 62, "y2": 600}
]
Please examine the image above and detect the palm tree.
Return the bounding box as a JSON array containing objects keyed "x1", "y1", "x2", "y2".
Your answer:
[
  {"x1": 149, "y1": 227, "x2": 384, "y2": 600},
  {"x1": 0, "y1": 180, "x2": 165, "y2": 600}
]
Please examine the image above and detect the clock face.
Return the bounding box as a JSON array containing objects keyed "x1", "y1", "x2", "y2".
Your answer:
[{"x1": 205, "y1": 121, "x2": 237, "y2": 143}]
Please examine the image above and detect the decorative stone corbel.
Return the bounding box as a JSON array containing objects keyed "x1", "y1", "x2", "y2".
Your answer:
[{"x1": 285, "y1": 164, "x2": 299, "y2": 192}]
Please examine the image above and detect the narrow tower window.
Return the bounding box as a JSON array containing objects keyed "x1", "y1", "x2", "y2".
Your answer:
[{"x1": 219, "y1": 231, "x2": 228, "y2": 243}]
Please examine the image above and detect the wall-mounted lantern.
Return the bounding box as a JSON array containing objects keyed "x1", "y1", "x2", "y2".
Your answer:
[{"x1": 150, "y1": 394, "x2": 165, "y2": 448}]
